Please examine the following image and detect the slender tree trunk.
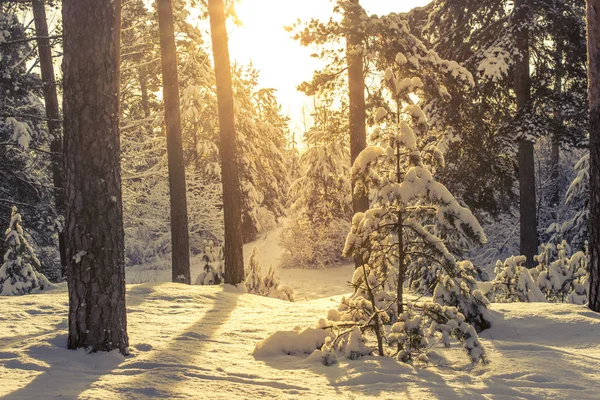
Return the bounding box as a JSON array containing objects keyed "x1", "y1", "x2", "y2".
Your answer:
[
  {"x1": 586, "y1": 0, "x2": 600, "y2": 312},
  {"x1": 139, "y1": 67, "x2": 151, "y2": 119},
  {"x1": 156, "y1": 0, "x2": 191, "y2": 284},
  {"x1": 62, "y1": 0, "x2": 128, "y2": 355},
  {"x1": 395, "y1": 142, "x2": 405, "y2": 323},
  {"x1": 32, "y1": 0, "x2": 67, "y2": 279},
  {"x1": 208, "y1": 0, "x2": 245, "y2": 285},
  {"x1": 549, "y1": 141, "x2": 560, "y2": 206},
  {"x1": 346, "y1": 0, "x2": 369, "y2": 269},
  {"x1": 550, "y1": 47, "x2": 563, "y2": 216},
  {"x1": 515, "y1": 0, "x2": 538, "y2": 268}
]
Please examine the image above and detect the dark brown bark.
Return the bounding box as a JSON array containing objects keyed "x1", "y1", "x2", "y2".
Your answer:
[
  {"x1": 62, "y1": 0, "x2": 128, "y2": 355},
  {"x1": 139, "y1": 67, "x2": 151, "y2": 119},
  {"x1": 515, "y1": 0, "x2": 538, "y2": 268},
  {"x1": 156, "y1": 0, "x2": 191, "y2": 284},
  {"x1": 32, "y1": 0, "x2": 67, "y2": 278},
  {"x1": 549, "y1": 140, "x2": 560, "y2": 207},
  {"x1": 550, "y1": 48, "x2": 563, "y2": 211},
  {"x1": 208, "y1": 0, "x2": 245, "y2": 285},
  {"x1": 586, "y1": 0, "x2": 600, "y2": 312},
  {"x1": 346, "y1": 0, "x2": 369, "y2": 269}
]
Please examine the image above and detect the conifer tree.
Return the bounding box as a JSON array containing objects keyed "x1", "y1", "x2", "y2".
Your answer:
[
  {"x1": 157, "y1": 0, "x2": 191, "y2": 284},
  {"x1": 32, "y1": 0, "x2": 66, "y2": 278},
  {"x1": 208, "y1": 0, "x2": 245, "y2": 285},
  {"x1": 345, "y1": 0, "x2": 369, "y2": 222},
  {"x1": 420, "y1": 0, "x2": 589, "y2": 265},
  {"x1": 62, "y1": 0, "x2": 129, "y2": 355},
  {"x1": 0, "y1": 3, "x2": 59, "y2": 279},
  {"x1": 0, "y1": 207, "x2": 50, "y2": 296},
  {"x1": 514, "y1": 0, "x2": 537, "y2": 268},
  {"x1": 586, "y1": 0, "x2": 600, "y2": 312},
  {"x1": 320, "y1": 61, "x2": 489, "y2": 364},
  {"x1": 281, "y1": 132, "x2": 352, "y2": 269}
]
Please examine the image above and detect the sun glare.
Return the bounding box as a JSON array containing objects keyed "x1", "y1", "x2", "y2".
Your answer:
[{"x1": 229, "y1": 0, "x2": 431, "y2": 134}]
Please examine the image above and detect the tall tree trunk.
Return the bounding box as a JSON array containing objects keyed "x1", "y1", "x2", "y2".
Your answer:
[
  {"x1": 32, "y1": 0, "x2": 67, "y2": 278},
  {"x1": 550, "y1": 47, "x2": 563, "y2": 217},
  {"x1": 139, "y1": 67, "x2": 151, "y2": 119},
  {"x1": 207, "y1": 0, "x2": 245, "y2": 285},
  {"x1": 515, "y1": 0, "x2": 538, "y2": 268},
  {"x1": 586, "y1": 0, "x2": 600, "y2": 312},
  {"x1": 62, "y1": 0, "x2": 129, "y2": 355},
  {"x1": 346, "y1": 0, "x2": 369, "y2": 268},
  {"x1": 156, "y1": 0, "x2": 191, "y2": 284}
]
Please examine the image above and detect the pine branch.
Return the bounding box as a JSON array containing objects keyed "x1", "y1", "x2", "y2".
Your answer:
[{"x1": 0, "y1": 34, "x2": 62, "y2": 47}]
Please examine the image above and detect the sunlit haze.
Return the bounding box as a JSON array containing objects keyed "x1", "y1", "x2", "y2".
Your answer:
[{"x1": 228, "y1": 0, "x2": 431, "y2": 134}]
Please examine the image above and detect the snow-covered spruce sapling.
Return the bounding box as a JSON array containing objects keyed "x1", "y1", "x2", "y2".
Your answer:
[
  {"x1": 244, "y1": 247, "x2": 295, "y2": 301},
  {"x1": 433, "y1": 260, "x2": 491, "y2": 332},
  {"x1": 317, "y1": 59, "x2": 488, "y2": 364},
  {"x1": 281, "y1": 137, "x2": 352, "y2": 269},
  {"x1": 245, "y1": 247, "x2": 265, "y2": 295},
  {"x1": 534, "y1": 241, "x2": 589, "y2": 304},
  {"x1": 566, "y1": 245, "x2": 589, "y2": 305},
  {"x1": 194, "y1": 240, "x2": 224, "y2": 285},
  {"x1": 559, "y1": 152, "x2": 589, "y2": 250},
  {"x1": 488, "y1": 256, "x2": 546, "y2": 303},
  {"x1": 0, "y1": 207, "x2": 50, "y2": 296}
]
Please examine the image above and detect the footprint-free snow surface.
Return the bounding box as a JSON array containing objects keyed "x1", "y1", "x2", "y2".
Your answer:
[{"x1": 2, "y1": 229, "x2": 600, "y2": 399}]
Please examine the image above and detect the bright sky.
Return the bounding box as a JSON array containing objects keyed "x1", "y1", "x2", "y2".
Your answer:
[{"x1": 228, "y1": 0, "x2": 431, "y2": 134}]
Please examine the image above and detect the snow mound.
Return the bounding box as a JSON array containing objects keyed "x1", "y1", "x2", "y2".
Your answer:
[{"x1": 253, "y1": 327, "x2": 333, "y2": 358}]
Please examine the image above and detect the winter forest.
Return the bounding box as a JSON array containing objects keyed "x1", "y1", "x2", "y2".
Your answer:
[{"x1": 1, "y1": 0, "x2": 600, "y2": 398}]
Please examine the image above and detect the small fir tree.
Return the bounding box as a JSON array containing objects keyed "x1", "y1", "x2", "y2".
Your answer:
[
  {"x1": 317, "y1": 59, "x2": 489, "y2": 365},
  {"x1": 533, "y1": 241, "x2": 589, "y2": 304},
  {"x1": 244, "y1": 247, "x2": 295, "y2": 301},
  {"x1": 489, "y1": 255, "x2": 546, "y2": 303},
  {"x1": 281, "y1": 135, "x2": 353, "y2": 269},
  {"x1": 0, "y1": 207, "x2": 50, "y2": 296}
]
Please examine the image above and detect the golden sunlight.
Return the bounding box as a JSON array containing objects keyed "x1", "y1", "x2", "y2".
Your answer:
[{"x1": 228, "y1": 0, "x2": 432, "y2": 132}]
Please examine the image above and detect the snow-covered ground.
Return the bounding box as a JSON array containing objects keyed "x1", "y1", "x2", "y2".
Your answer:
[
  {"x1": 2, "y1": 283, "x2": 600, "y2": 399},
  {"x1": 2, "y1": 227, "x2": 600, "y2": 399},
  {"x1": 125, "y1": 224, "x2": 356, "y2": 300}
]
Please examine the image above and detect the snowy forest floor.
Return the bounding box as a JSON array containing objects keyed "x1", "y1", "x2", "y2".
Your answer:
[
  {"x1": 125, "y1": 223, "x2": 356, "y2": 300},
  {"x1": 1, "y1": 227, "x2": 600, "y2": 399}
]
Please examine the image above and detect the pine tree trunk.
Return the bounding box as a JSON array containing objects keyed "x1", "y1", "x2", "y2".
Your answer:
[
  {"x1": 346, "y1": 0, "x2": 369, "y2": 269},
  {"x1": 586, "y1": 0, "x2": 600, "y2": 312},
  {"x1": 32, "y1": 0, "x2": 67, "y2": 279},
  {"x1": 550, "y1": 141, "x2": 560, "y2": 207},
  {"x1": 62, "y1": 0, "x2": 128, "y2": 355},
  {"x1": 208, "y1": 0, "x2": 245, "y2": 285},
  {"x1": 550, "y1": 48, "x2": 563, "y2": 215},
  {"x1": 139, "y1": 67, "x2": 151, "y2": 119},
  {"x1": 156, "y1": 0, "x2": 191, "y2": 284},
  {"x1": 515, "y1": 0, "x2": 538, "y2": 268}
]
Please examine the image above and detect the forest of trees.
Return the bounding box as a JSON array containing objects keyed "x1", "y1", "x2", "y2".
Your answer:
[{"x1": 0, "y1": 0, "x2": 599, "y2": 358}]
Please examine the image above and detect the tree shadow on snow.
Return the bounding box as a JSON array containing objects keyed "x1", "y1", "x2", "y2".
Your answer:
[
  {"x1": 257, "y1": 351, "x2": 486, "y2": 399},
  {"x1": 0, "y1": 332, "x2": 127, "y2": 400},
  {"x1": 0, "y1": 282, "x2": 226, "y2": 400},
  {"x1": 101, "y1": 289, "x2": 242, "y2": 398}
]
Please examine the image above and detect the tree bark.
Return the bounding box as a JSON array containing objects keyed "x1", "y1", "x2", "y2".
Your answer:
[
  {"x1": 139, "y1": 67, "x2": 151, "y2": 119},
  {"x1": 156, "y1": 0, "x2": 191, "y2": 284},
  {"x1": 515, "y1": 0, "x2": 538, "y2": 268},
  {"x1": 346, "y1": 0, "x2": 369, "y2": 269},
  {"x1": 208, "y1": 0, "x2": 245, "y2": 285},
  {"x1": 32, "y1": 0, "x2": 67, "y2": 278},
  {"x1": 62, "y1": 0, "x2": 129, "y2": 355},
  {"x1": 550, "y1": 47, "x2": 563, "y2": 215},
  {"x1": 586, "y1": 0, "x2": 600, "y2": 312}
]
